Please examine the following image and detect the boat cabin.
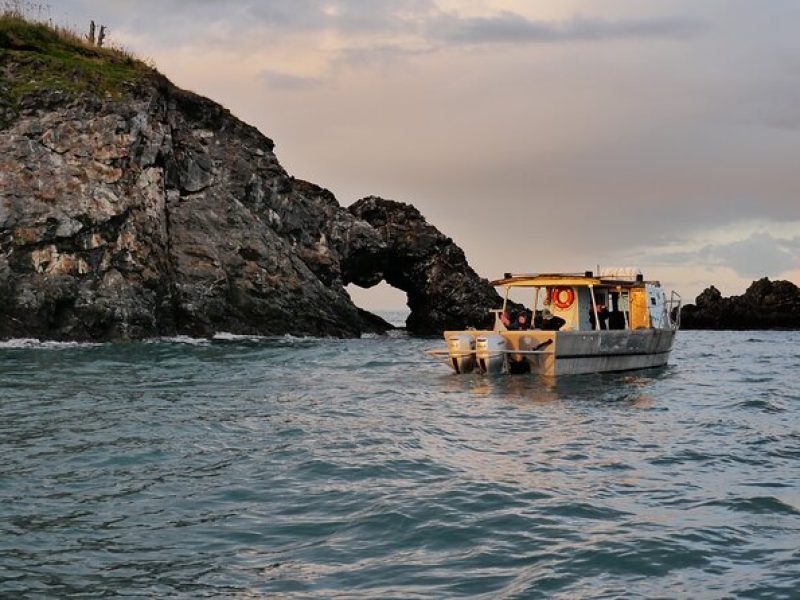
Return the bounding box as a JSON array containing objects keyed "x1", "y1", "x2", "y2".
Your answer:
[
  {"x1": 492, "y1": 267, "x2": 677, "y2": 333},
  {"x1": 431, "y1": 267, "x2": 681, "y2": 376}
]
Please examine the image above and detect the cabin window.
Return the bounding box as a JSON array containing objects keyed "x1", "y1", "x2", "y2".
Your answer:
[
  {"x1": 593, "y1": 290, "x2": 608, "y2": 306},
  {"x1": 607, "y1": 291, "x2": 627, "y2": 330}
]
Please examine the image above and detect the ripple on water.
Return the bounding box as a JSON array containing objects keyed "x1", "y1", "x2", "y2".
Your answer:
[
  {"x1": 0, "y1": 330, "x2": 799, "y2": 597},
  {"x1": 699, "y1": 495, "x2": 800, "y2": 516}
]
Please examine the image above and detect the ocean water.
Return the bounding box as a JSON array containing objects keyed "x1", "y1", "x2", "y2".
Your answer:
[{"x1": 1, "y1": 324, "x2": 798, "y2": 598}]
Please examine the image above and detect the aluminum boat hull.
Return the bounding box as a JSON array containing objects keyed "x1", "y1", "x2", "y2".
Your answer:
[{"x1": 442, "y1": 328, "x2": 676, "y2": 376}]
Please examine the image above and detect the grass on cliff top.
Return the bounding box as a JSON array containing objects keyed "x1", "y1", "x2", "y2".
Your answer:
[{"x1": 0, "y1": 13, "x2": 155, "y2": 105}]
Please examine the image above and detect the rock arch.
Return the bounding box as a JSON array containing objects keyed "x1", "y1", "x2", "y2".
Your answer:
[{"x1": 346, "y1": 197, "x2": 501, "y2": 335}]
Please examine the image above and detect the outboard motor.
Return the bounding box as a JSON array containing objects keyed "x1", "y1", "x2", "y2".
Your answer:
[
  {"x1": 447, "y1": 334, "x2": 476, "y2": 374},
  {"x1": 475, "y1": 334, "x2": 507, "y2": 375}
]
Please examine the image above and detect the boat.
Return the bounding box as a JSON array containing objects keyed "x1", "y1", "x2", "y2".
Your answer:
[{"x1": 427, "y1": 267, "x2": 681, "y2": 376}]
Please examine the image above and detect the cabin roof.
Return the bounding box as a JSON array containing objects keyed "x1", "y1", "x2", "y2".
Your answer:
[{"x1": 490, "y1": 272, "x2": 651, "y2": 288}]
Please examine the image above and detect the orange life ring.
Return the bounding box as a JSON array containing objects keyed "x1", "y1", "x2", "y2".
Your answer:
[{"x1": 551, "y1": 287, "x2": 575, "y2": 310}]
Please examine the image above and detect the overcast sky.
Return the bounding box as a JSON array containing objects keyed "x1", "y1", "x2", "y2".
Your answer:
[{"x1": 55, "y1": 0, "x2": 800, "y2": 308}]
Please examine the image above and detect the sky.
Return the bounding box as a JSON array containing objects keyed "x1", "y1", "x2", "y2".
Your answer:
[{"x1": 52, "y1": 0, "x2": 800, "y2": 309}]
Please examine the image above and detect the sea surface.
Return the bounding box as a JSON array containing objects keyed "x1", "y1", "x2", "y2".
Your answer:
[{"x1": 1, "y1": 319, "x2": 798, "y2": 598}]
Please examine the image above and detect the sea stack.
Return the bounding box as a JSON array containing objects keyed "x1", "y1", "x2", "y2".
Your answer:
[{"x1": 680, "y1": 278, "x2": 800, "y2": 330}]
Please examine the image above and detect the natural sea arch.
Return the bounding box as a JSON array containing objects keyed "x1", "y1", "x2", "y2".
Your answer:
[{"x1": 344, "y1": 196, "x2": 502, "y2": 334}]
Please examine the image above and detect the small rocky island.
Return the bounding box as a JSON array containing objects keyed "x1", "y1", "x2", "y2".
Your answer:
[
  {"x1": 680, "y1": 278, "x2": 800, "y2": 330},
  {"x1": 0, "y1": 17, "x2": 499, "y2": 340}
]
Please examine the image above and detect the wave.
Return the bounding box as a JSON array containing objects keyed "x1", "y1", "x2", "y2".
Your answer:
[
  {"x1": 213, "y1": 332, "x2": 268, "y2": 341},
  {"x1": 151, "y1": 335, "x2": 211, "y2": 346},
  {"x1": 0, "y1": 338, "x2": 101, "y2": 349}
]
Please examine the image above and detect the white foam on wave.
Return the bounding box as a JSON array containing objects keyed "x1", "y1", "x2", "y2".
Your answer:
[
  {"x1": 281, "y1": 333, "x2": 325, "y2": 342},
  {"x1": 152, "y1": 332, "x2": 324, "y2": 345},
  {"x1": 0, "y1": 330, "x2": 408, "y2": 349},
  {"x1": 155, "y1": 335, "x2": 211, "y2": 346},
  {"x1": 213, "y1": 331, "x2": 268, "y2": 341},
  {"x1": 386, "y1": 329, "x2": 409, "y2": 339},
  {"x1": 360, "y1": 329, "x2": 408, "y2": 340},
  {"x1": 0, "y1": 338, "x2": 101, "y2": 349}
]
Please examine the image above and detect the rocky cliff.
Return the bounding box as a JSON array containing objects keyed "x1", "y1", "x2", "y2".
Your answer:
[
  {"x1": 680, "y1": 278, "x2": 800, "y2": 330},
  {"x1": 0, "y1": 17, "x2": 501, "y2": 340}
]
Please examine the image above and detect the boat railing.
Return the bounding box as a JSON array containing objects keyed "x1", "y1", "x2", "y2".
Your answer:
[{"x1": 666, "y1": 291, "x2": 682, "y2": 330}]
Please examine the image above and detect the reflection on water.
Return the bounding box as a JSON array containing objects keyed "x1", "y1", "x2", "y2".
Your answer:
[
  {"x1": 441, "y1": 368, "x2": 664, "y2": 407},
  {"x1": 1, "y1": 331, "x2": 798, "y2": 598}
]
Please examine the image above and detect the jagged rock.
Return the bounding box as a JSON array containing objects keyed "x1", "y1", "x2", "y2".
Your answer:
[
  {"x1": 0, "y1": 85, "x2": 387, "y2": 340},
  {"x1": 349, "y1": 197, "x2": 502, "y2": 334},
  {"x1": 695, "y1": 285, "x2": 722, "y2": 309},
  {"x1": 680, "y1": 278, "x2": 800, "y2": 330},
  {"x1": 0, "y1": 25, "x2": 500, "y2": 340}
]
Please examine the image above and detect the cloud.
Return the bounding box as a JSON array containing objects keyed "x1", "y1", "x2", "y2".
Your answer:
[
  {"x1": 73, "y1": 0, "x2": 435, "y2": 38},
  {"x1": 709, "y1": 233, "x2": 800, "y2": 278},
  {"x1": 428, "y1": 12, "x2": 706, "y2": 45},
  {"x1": 645, "y1": 232, "x2": 800, "y2": 279},
  {"x1": 335, "y1": 44, "x2": 432, "y2": 69},
  {"x1": 68, "y1": 1, "x2": 704, "y2": 55},
  {"x1": 752, "y1": 75, "x2": 800, "y2": 131},
  {"x1": 261, "y1": 70, "x2": 327, "y2": 91},
  {"x1": 245, "y1": 0, "x2": 436, "y2": 33}
]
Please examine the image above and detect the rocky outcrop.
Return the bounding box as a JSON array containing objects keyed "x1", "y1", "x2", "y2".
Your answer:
[
  {"x1": 0, "y1": 25, "x2": 501, "y2": 340},
  {"x1": 350, "y1": 197, "x2": 501, "y2": 334},
  {"x1": 0, "y1": 86, "x2": 386, "y2": 340},
  {"x1": 680, "y1": 278, "x2": 800, "y2": 330}
]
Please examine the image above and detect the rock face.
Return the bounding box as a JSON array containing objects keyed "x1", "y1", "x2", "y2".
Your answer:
[
  {"x1": 680, "y1": 278, "x2": 800, "y2": 330},
  {"x1": 0, "y1": 32, "x2": 501, "y2": 340},
  {"x1": 350, "y1": 197, "x2": 501, "y2": 333}
]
